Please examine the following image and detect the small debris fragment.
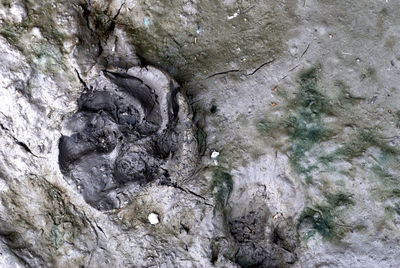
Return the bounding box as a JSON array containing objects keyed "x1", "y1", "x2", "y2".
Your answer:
[
  {"x1": 227, "y1": 9, "x2": 240, "y2": 20},
  {"x1": 388, "y1": 109, "x2": 392, "y2": 113},
  {"x1": 144, "y1": 17, "x2": 151, "y2": 27},
  {"x1": 148, "y1": 213, "x2": 159, "y2": 224},
  {"x1": 16, "y1": 90, "x2": 23, "y2": 97},
  {"x1": 271, "y1": 102, "x2": 277, "y2": 106},
  {"x1": 210, "y1": 104, "x2": 217, "y2": 114},
  {"x1": 369, "y1": 95, "x2": 378, "y2": 104},
  {"x1": 211, "y1": 151, "x2": 220, "y2": 165},
  {"x1": 194, "y1": 37, "x2": 197, "y2": 44},
  {"x1": 272, "y1": 86, "x2": 278, "y2": 92}
]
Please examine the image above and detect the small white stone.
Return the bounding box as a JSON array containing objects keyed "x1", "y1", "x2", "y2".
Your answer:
[
  {"x1": 211, "y1": 151, "x2": 220, "y2": 159},
  {"x1": 227, "y1": 9, "x2": 240, "y2": 20},
  {"x1": 31, "y1": 27, "x2": 42, "y2": 39},
  {"x1": 211, "y1": 151, "x2": 220, "y2": 166},
  {"x1": 148, "y1": 213, "x2": 159, "y2": 224}
]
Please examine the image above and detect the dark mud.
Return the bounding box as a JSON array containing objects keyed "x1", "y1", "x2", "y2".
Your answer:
[
  {"x1": 58, "y1": 70, "x2": 183, "y2": 211},
  {"x1": 229, "y1": 207, "x2": 297, "y2": 267}
]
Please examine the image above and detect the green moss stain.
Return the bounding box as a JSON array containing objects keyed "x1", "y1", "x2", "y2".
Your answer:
[
  {"x1": 297, "y1": 192, "x2": 354, "y2": 242},
  {"x1": 0, "y1": 0, "x2": 68, "y2": 74},
  {"x1": 325, "y1": 192, "x2": 355, "y2": 207},
  {"x1": 292, "y1": 67, "x2": 331, "y2": 114},
  {"x1": 256, "y1": 118, "x2": 273, "y2": 134},
  {"x1": 385, "y1": 202, "x2": 400, "y2": 216},
  {"x1": 324, "y1": 130, "x2": 397, "y2": 162},
  {"x1": 47, "y1": 187, "x2": 84, "y2": 250},
  {"x1": 256, "y1": 67, "x2": 335, "y2": 183},
  {"x1": 256, "y1": 66, "x2": 399, "y2": 189},
  {"x1": 338, "y1": 131, "x2": 375, "y2": 158},
  {"x1": 0, "y1": 23, "x2": 24, "y2": 44},
  {"x1": 196, "y1": 127, "x2": 207, "y2": 156},
  {"x1": 368, "y1": 149, "x2": 400, "y2": 204},
  {"x1": 286, "y1": 68, "x2": 334, "y2": 183},
  {"x1": 211, "y1": 168, "x2": 233, "y2": 212}
]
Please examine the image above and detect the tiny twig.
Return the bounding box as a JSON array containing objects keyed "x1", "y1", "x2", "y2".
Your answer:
[
  {"x1": 206, "y1": 69, "x2": 240, "y2": 79},
  {"x1": 301, "y1": 43, "x2": 310, "y2": 58}
]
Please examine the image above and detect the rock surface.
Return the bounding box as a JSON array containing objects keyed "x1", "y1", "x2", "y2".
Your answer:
[{"x1": 1, "y1": 0, "x2": 400, "y2": 267}]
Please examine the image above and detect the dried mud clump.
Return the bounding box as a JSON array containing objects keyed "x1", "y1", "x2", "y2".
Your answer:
[
  {"x1": 58, "y1": 66, "x2": 197, "y2": 211},
  {"x1": 229, "y1": 205, "x2": 297, "y2": 267}
]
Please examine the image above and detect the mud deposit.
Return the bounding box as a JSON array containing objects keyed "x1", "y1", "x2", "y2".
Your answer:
[
  {"x1": 2, "y1": 0, "x2": 400, "y2": 267},
  {"x1": 59, "y1": 67, "x2": 195, "y2": 210}
]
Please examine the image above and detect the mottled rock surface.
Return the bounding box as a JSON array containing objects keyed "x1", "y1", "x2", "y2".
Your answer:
[{"x1": 1, "y1": 0, "x2": 400, "y2": 267}]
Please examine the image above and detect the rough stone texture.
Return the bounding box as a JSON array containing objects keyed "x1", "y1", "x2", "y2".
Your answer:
[{"x1": 1, "y1": 0, "x2": 400, "y2": 267}]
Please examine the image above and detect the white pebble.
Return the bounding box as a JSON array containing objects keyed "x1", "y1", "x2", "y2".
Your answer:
[
  {"x1": 148, "y1": 213, "x2": 159, "y2": 224},
  {"x1": 211, "y1": 151, "x2": 220, "y2": 159},
  {"x1": 211, "y1": 151, "x2": 220, "y2": 165}
]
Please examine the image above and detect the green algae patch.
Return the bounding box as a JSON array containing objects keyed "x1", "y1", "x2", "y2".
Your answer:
[
  {"x1": 256, "y1": 118, "x2": 275, "y2": 135},
  {"x1": 255, "y1": 66, "x2": 400, "y2": 190},
  {"x1": 211, "y1": 168, "x2": 233, "y2": 212},
  {"x1": 336, "y1": 130, "x2": 377, "y2": 159},
  {"x1": 291, "y1": 67, "x2": 332, "y2": 115},
  {"x1": 256, "y1": 67, "x2": 336, "y2": 183},
  {"x1": 297, "y1": 192, "x2": 354, "y2": 242},
  {"x1": 285, "y1": 111, "x2": 328, "y2": 183},
  {"x1": 325, "y1": 130, "x2": 397, "y2": 162},
  {"x1": 195, "y1": 127, "x2": 207, "y2": 156},
  {"x1": 0, "y1": 1, "x2": 67, "y2": 49},
  {"x1": 368, "y1": 149, "x2": 400, "y2": 204},
  {"x1": 385, "y1": 202, "x2": 400, "y2": 216},
  {"x1": 47, "y1": 186, "x2": 86, "y2": 250},
  {"x1": 0, "y1": 1, "x2": 78, "y2": 81},
  {"x1": 285, "y1": 67, "x2": 335, "y2": 183},
  {"x1": 256, "y1": 67, "x2": 398, "y2": 186},
  {"x1": 325, "y1": 192, "x2": 355, "y2": 207}
]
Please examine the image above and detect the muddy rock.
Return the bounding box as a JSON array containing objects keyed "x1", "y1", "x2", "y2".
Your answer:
[
  {"x1": 59, "y1": 63, "x2": 196, "y2": 211},
  {"x1": 1, "y1": 0, "x2": 400, "y2": 267}
]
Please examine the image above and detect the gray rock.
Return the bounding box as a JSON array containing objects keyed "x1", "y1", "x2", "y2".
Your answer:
[{"x1": 1, "y1": 0, "x2": 400, "y2": 267}]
